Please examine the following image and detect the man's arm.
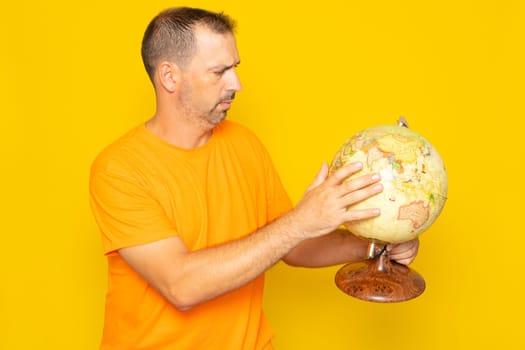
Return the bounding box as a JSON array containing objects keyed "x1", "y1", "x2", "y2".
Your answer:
[
  {"x1": 119, "y1": 214, "x2": 310, "y2": 311},
  {"x1": 282, "y1": 230, "x2": 420, "y2": 267},
  {"x1": 119, "y1": 162, "x2": 382, "y2": 310},
  {"x1": 282, "y1": 229, "x2": 369, "y2": 267}
]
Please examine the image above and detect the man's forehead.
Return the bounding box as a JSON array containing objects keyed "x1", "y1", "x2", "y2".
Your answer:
[
  {"x1": 192, "y1": 25, "x2": 239, "y2": 65},
  {"x1": 193, "y1": 25, "x2": 235, "y2": 45}
]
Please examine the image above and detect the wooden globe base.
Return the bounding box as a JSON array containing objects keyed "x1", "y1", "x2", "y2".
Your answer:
[{"x1": 335, "y1": 250, "x2": 425, "y2": 303}]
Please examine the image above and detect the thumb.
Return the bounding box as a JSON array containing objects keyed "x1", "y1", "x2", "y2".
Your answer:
[{"x1": 306, "y1": 162, "x2": 329, "y2": 192}]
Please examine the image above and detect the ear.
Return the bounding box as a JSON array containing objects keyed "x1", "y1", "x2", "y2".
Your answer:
[{"x1": 155, "y1": 61, "x2": 181, "y2": 93}]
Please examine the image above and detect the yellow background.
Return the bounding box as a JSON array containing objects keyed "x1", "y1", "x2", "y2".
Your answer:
[{"x1": 1, "y1": 0, "x2": 523, "y2": 349}]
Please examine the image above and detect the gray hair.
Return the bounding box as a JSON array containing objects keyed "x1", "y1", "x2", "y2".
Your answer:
[{"x1": 141, "y1": 7, "x2": 236, "y2": 82}]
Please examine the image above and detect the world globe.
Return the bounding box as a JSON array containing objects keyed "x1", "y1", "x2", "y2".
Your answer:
[
  {"x1": 330, "y1": 123, "x2": 448, "y2": 244},
  {"x1": 330, "y1": 120, "x2": 448, "y2": 302}
]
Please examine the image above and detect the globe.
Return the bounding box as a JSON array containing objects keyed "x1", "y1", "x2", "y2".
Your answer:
[
  {"x1": 330, "y1": 123, "x2": 448, "y2": 244},
  {"x1": 330, "y1": 121, "x2": 448, "y2": 302}
]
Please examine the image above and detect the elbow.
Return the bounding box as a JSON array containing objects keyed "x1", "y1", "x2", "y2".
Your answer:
[
  {"x1": 172, "y1": 301, "x2": 194, "y2": 312},
  {"x1": 158, "y1": 270, "x2": 219, "y2": 311},
  {"x1": 164, "y1": 286, "x2": 199, "y2": 311}
]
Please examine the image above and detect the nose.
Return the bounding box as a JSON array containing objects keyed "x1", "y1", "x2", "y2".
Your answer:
[{"x1": 227, "y1": 69, "x2": 242, "y2": 92}]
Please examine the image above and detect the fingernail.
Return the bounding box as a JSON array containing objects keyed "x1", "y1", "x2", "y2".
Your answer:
[{"x1": 371, "y1": 173, "x2": 380, "y2": 181}]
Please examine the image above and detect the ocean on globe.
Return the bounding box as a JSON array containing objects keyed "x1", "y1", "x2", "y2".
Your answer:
[{"x1": 330, "y1": 124, "x2": 448, "y2": 244}]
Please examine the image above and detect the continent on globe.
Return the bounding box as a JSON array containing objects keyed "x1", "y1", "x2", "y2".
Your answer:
[
  {"x1": 398, "y1": 200, "x2": 430, "y2": 229},
  {"x1": 376, "y1": 134, "x2": 421, "y2": 164}
]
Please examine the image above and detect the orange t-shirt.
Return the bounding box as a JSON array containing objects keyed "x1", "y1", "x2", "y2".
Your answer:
[{"x1": 90, "y1": 120, "x2": 292, "y2": 350}]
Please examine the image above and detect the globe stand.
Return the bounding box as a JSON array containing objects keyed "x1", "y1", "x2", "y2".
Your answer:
[{"x1": 335, "y1": 242, "x2": 425, "y2": 302}]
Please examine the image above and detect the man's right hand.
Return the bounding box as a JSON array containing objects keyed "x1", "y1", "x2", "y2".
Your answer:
[{"x1": 289, "y1": 161, "x2": 383, "y2": 240}]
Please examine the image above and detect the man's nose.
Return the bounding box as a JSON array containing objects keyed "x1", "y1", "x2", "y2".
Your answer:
[{"x1": 227, "y1": 70, "x2": 242, "y2": 92}]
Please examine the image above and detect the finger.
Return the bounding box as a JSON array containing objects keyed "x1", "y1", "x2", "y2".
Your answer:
[
  {"x1": 387, "y1": 239, "x2": 419, "y2": 264},
  {"x1": 387, "y1": 239, "x2": 419, "y2": 255},
  {"x1": 342, "y1": 207, "x2": 381, "y2": 223},
  {"x1": 327, "y1": 162, "x2": 364, "y2": 185},
  {"x1": 340, "y1": 181, "x2": 383, "y2": 208},
  {"x1": 341, "y1": 172, "x2": 382, "y2": 194},
  {"x1": 392, "y1": 256, "x2": 413, "y2": 266}
]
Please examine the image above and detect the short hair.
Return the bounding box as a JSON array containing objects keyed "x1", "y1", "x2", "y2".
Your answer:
[{"x1": 141, "y1": 7, "x2": 236, "y2": 82}]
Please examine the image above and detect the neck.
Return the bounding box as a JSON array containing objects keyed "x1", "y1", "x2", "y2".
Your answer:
[{"x1": 146, "y1": 112, "x2": 215, "y2": 149}]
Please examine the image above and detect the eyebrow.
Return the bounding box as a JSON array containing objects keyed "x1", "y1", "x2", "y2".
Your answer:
[{"x1": 211, "y1": 60, "x2": 241, "y2": 72}]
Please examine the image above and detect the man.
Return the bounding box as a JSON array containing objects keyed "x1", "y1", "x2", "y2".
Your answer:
[{"x1": 89, "y1": 7, "x2": 419, "y2": 350}]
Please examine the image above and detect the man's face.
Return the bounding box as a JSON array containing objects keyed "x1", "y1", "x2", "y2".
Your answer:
[{"x1": 178, "y1": 25, "x2": 242, "y2": 127}]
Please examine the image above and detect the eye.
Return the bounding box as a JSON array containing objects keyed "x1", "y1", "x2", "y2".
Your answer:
[{"x1": 211, "y1": 62, "x2": 240, "y2": 78}]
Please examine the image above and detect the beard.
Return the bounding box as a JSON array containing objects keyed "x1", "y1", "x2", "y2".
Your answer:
[
  {"x1": 178, "y1": 80, "x2": 236, "y2": 128},
  {"x1": 179, "y1": 76, "x2": 235, "y2": 128},
  {"x1": 206, "y1": 91, "x2": 236, "y2": 125}
]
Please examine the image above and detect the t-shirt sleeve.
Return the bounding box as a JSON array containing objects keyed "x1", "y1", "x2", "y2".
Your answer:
[{"x1": 90, "y1": 163, "x2": 178, "y2": 255}]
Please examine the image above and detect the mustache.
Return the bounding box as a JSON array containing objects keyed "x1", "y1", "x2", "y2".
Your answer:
[{"x1": 220, "y1": 92, "x2": 236, "y2": 102}]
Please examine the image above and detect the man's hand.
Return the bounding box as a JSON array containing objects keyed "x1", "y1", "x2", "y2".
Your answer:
[
  {"x1": 289, "y1": 161, "x2": 383, "y2": 240},
  {"x1": 387, "y1": 238, "x2": 420, "y2": 265}
]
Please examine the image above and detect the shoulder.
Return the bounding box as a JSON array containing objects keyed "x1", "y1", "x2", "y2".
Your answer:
[{"x1": 90, "y1": 124, "x2": 147, "y2": 177}]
